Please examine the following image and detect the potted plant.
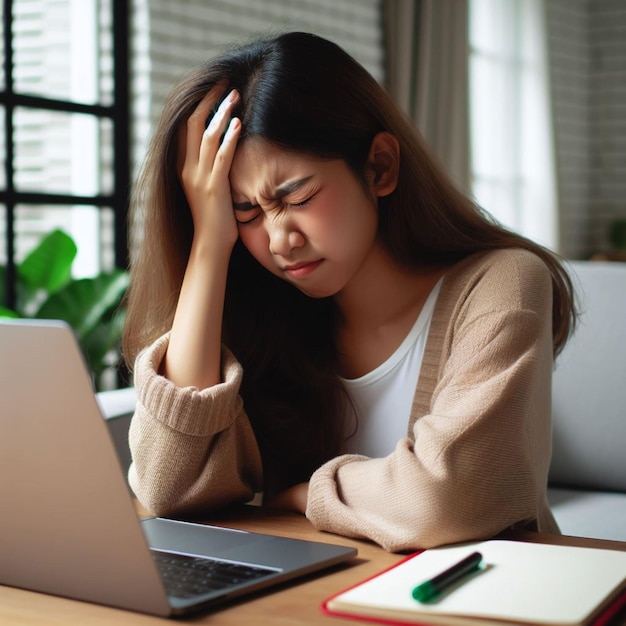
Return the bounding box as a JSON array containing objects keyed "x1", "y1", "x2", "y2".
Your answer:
[
  {"x1": 0, "y1": 229, "x2": 129, "y2": 389},
  {"x1": 609, "y1": 219, "x2": 626, "y2": 253}
]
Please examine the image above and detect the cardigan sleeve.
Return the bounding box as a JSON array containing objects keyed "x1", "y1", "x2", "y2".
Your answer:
[
  {"x1": 306, "y1": 251, "x2": 555, "y2": 552},
  {"x1": 127, "y1": 333, "x2": 263, "y2": 517}
]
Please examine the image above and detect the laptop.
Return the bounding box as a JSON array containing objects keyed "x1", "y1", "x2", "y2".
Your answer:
[{"x1": 0, "y1": 319, "x2": 357, "y2": 617}]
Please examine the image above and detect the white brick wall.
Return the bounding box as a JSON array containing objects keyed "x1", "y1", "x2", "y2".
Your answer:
[
  {"x1": 546, "y1": 0, "x2": 626, "y2": 258},
  {"x1": 589, "y1": 0, "x2": 626, "y2": 255},
  {"x1": 546, "y1": 0, "x2": 591, "y2": 258}
]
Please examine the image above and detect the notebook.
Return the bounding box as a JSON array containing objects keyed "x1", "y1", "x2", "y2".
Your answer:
[
  {"x1": 0, "y1": 319, "x2": 357, "y2": 617},
  {"x1": 323, "y1": 540, "x2": 626, "y2": 626}
]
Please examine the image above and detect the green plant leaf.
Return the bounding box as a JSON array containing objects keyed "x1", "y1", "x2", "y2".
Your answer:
[
  {"x1": 0, "y1": 306, "x2": 20, "y2": 318},
  {"x1": 34, "y1": 270, "x2": 130, "y2": 341},
  {"x1": 5, "y1": 227, "x2": 129, "y2": 386},
  {"x1": 609, "y1": 220, "x2": 626, "y2": 251},
  {"x1": 18, "y1": 229, "x2": 77, "y2": 293},
  {"x1": 82, "y1": 309, "x2": 126, "y2": 380}
]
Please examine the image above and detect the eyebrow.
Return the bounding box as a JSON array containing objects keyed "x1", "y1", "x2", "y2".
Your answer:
[{"x1": 232, "y1": 176, "x2": 314, "y2": 211}]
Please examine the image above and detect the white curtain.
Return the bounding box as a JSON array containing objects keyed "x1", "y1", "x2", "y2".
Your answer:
[
  {"x1": 385, "y1": 0, "x2": 471, "y2": 192},
  {"x1": 469, "y1": 0, "x2": 559, "y2": 250}
]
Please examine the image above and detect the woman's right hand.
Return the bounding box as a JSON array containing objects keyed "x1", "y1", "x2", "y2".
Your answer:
[
  {"x1": 163, "y1": 88, "x2": 242, "y2": 390},
  {"x1": 178, "y1": 88, "x2": 242, "y2": 254}
]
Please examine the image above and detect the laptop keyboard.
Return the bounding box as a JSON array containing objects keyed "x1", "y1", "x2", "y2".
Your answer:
[{"x1": 152, "y1": 550, "x2": 277, "y2": 599}]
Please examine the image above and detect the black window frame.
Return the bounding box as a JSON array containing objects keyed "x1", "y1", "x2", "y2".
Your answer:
[{"x1": 0, "y1": 0, "x2": 130, "y2": 310}]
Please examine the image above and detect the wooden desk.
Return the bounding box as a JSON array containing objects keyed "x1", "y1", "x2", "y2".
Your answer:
[{"x1": 2, "y1": 507, "x2": 625, "y2": 625}]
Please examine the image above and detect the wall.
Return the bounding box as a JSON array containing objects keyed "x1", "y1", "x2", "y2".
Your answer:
[
  {"x1": 589, "y1": 0, "x2": 626, "y2": 255},
  {"x1": 130, "y1": 1, "x2": 626, "y2": 260},
  {"x1": 547, "y1": 0, "x2": 626, "y2": 258},
  {"x1": 130, "y1": 0, "x2": 384, "y2": 176}
]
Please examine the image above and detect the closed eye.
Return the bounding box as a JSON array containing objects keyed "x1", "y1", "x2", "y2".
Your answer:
[
  {"x1": 289, "y1": 198, "x2": 311, "y2": 208},
  {"x1": 234, "y1": 189, "x2": 316, "y2": 223},
  {"x1": 233, "y1": 202, "x2": 262, "y2": 225},
  {"x1": 287, "y1": 192, "x2": 317, "y2": 208},
  {"x1": 235, "y1": 211, "x2": 261, "y2": 225}
]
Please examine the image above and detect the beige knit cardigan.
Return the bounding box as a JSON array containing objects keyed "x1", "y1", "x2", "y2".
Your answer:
[{"x1": 128, "y1": 248, "x2": 560, "y2": 552}]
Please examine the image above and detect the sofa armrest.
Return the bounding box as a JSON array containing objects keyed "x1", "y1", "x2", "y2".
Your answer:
[
  {"x1": 96, "y1": 387, "x2": 137, "y2": 420},
  {"x1": 96, "y1": 387, "x2": 136, "y2": 477}
]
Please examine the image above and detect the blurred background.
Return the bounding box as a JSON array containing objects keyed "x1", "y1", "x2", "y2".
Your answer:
[{"x1": 1, "y1": 0, "x2": 624, "y2": 388}]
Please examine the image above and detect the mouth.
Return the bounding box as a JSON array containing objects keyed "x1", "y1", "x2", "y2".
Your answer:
[{"x1": 282, "y1": 259, "x2": 324, "y2": 278}]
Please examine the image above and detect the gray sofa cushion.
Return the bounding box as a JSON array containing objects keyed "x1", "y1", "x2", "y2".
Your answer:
[
  {"x1": 548, "y1": 488, "x2": 626, "y2": 542},
  {"x1": 549, "y1": 261, "x2": 626, "y2": 493}
]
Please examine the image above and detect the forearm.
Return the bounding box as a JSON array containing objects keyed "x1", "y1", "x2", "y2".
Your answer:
[
  {"x1": 163, "y1": 87, "x2": 241, "y2": 390},
  {"x1": 306, "y1": 305, "x2": 554, "y2": 552},
  {"x1": 129, "y1": 336, "x2": 263, "y2": 516},
  {"x1": 265, "y1": 482, "x2": 309, "y2": 513},
  {"x1": 129, "y1": 403, "x2": 261, "y2": 517},
  {"x1": 163, "y1": 240, "x2": 231, "y2": 389},
  {"x1": 306, "y1": 435, "x2": 539, "y2": 552}
]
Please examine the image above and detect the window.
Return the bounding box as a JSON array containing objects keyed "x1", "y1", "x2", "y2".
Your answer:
[
  {"x1": 469, "y1": 0, "x2": 558, "y2": 250},
  {"x1": 0, "y1": 0, "x2": 129, "y2": 309}
]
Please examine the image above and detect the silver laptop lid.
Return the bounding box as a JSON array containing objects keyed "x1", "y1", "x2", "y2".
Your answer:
[
  {"x1": 0, "y1": 319, "x2": 170, "y2": 616},
  {"x1": 0, "y1": 319, "x2": 357, "y2": 618}
]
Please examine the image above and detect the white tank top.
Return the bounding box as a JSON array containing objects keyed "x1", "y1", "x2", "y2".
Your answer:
[{"x1": 341, "y1": 279, "x2": 442, "y2": 458}]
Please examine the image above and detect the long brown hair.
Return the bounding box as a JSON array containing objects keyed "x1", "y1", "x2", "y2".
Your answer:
[{"x1": 123, "y1": 32, "x2": 576, "y2": 489}]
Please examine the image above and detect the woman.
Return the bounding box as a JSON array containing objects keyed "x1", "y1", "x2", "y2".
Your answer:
[{"x1": 123, "y1": 32, "x2": 576, "y2": 552}]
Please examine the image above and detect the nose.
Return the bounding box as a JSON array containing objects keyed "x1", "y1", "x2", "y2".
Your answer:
[{"x1": 266, "y1": 217, "x2": 305, "y2": 257}]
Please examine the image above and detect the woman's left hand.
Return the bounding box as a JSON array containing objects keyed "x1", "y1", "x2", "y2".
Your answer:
[{"x1": 265, "y1": 482, "x2": 309, "y2": 514}]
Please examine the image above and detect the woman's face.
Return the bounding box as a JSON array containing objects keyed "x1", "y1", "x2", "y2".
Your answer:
[{"x1": 229, "y1": 140, "x2": 382, "y2": 299}]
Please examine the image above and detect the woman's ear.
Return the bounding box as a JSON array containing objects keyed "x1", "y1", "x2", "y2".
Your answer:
[{"x1": 366, "y1": 132, "x2": 400, "y2": 197}]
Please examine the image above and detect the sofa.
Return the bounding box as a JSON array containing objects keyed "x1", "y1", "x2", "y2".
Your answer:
[
  {"x1": 96, "y1": 386, "x2": 136, "y2": 483},
  {"x1": 546, "y1": 260, "x2": 626, "y2": 541},
  {"x1": 99, "y1": 261, "x2": 626, "y2": 541}
]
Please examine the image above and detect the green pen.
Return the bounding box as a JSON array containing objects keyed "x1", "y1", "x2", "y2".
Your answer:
[{"x1": 412, "y1": 551, "x2": 483, "y2": 603}]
